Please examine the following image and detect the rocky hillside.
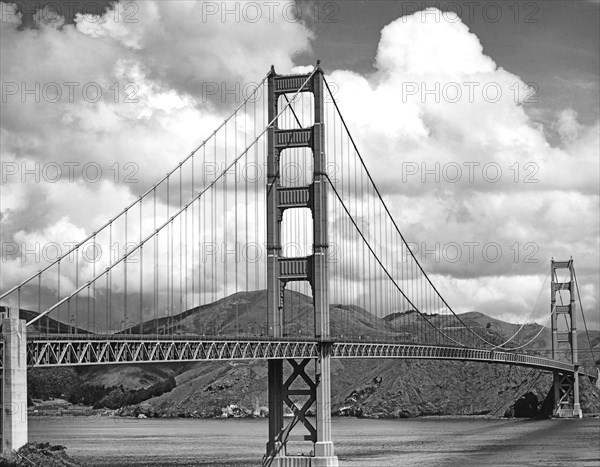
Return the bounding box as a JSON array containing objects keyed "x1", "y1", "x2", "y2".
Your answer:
[
  {"x1": 120, "y1": 353, "x2": 599, "y2": 420},
  {"x1": 24, "y1": 290, "x2": 600, "y2": 418}
]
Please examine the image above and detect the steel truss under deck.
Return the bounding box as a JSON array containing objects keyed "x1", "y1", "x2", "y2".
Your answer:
[{"x1": 0, "y1": 338, "x2": 594, "y2": 379}]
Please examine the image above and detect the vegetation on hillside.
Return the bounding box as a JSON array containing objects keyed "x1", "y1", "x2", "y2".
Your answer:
[
  {"x1": 28, "y1": 367, "x2": 176, "y2": 410},
  {"x1": 69, "y1": 377, "x2": 176, "y2": 409},
  {"x1": 27, "y1": 368, "x2": 80, "y2": 402}
]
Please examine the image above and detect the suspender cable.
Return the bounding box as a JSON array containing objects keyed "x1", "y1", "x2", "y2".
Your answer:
[
  {"x1": 27, "y1": 70, "x2": 316, "y2": 327},
  {"x1": 0, "y1": 76, "x2": 269, "y2": 306},
  {"x1": 192, "y1": 155, "x2": 195, "y2": 310},
  {"x1": 152, "y1": 185, "x2": 159, "y2": 336},
  {"x1": 140, "y1": 197, "x2": 143, "y2": 334},
  {"x1": 108, "y1": 223, "x2": 112, "y2": 332},
  {"x1": 124, "y1": 208, "x2": 128, "y2": 332},
  {"x1": 325, "y1": 174, "x2": 465, "y2": 347},
  {"x1": 573, "y1": 267, "x2": 597, "y2": 364},
  {"x1": 213, "y1": 136, "x2": 217, "y2": 304},
  {"x1": 224, "y1": 123, "x2": 228, "y2": 303},
  {"x1": 74, "y1": 238, "x2": 79, "y2": 334},
  {"x1": 244, "y1": 102, "x2": 249, "y2": 297},
  {"x1": 324, "y1": 77, "x2": 503, "y2": 349},
  {"x1": 179, "y1": 166, "x2": 183, "y2": 332},
  {"x1": 235, "y1": 112, "x2": 239, "y2": 335},
  {"x1": 201, "y1": 146, "x2": 206, "y2": 308}
]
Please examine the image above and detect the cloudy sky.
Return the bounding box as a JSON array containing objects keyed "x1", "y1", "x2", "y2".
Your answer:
[{"x1": 0, "y1": 1, "x2": 598, "y2": 331}]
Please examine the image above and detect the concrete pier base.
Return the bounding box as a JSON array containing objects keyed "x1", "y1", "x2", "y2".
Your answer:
[
  {"x1": 312, "y1": 453, "x2": 340, "y2": 467},
  {"x1": 552, "y1": 371, "x2": 583, "y2": 419},
  {"x1": 554, "y1": 407, "x2": 583, "y2": 418},
  {"x1": 1, "y1": 308, "x2": 28, "y2": 454},
  {"x1": 270, "y1": 455, "x2": 339, "y2": 467}
]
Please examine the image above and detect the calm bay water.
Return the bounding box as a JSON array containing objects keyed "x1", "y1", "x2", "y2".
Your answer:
[{"x1": 29, "y1": 416, "x2": 600, "y2": 466}]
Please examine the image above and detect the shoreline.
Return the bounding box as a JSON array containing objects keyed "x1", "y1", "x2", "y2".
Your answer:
[{"x1": 28, "y1": 400, "x2": 600, "y2": 421}]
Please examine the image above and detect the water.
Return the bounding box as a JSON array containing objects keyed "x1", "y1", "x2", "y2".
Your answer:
[{"x1": 29, "y1": 416, "x2": 600, "y2": 466}]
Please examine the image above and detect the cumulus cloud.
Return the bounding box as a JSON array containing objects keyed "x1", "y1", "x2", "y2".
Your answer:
[
  {"x1": 1, "y1": 4, "x2": 598, "y2": 331},
  {"x1": 324, "y1": 9, "x2": 599, "y2": 324},
  {"x1": 375, "y1": 11, "x2": 497, "y2": 76},
  {"x1": 553, "y1": 108, "x2": 583, "y2": 146},
  {"x1": 0, "y1": 0, "x2": 309, "y2": 245}
]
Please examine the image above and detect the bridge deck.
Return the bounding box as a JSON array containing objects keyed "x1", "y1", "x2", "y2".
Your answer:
[{"x1": 0, "y1": 336, "x2": 595, "y2": 379}]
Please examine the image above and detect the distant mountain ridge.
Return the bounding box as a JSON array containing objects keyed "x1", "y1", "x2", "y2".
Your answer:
[{"x1": 17, "y1": 291, "x2": 600, "y2": 418}]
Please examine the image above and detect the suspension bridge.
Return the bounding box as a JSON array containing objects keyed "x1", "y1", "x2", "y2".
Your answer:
[{"x1": 1, "y1": 63, "x2": 597, "y2": 466}]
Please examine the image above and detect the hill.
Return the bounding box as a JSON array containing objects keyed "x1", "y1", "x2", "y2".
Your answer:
[{"x1": 20, "y1": 291, "x2": 600, "y2": 418}]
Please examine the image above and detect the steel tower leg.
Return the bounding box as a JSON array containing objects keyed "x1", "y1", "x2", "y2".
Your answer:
[
  {"x1": 1, "y1": 307, "x2": 28, "y2": 454},
  {"x1": 267, "y1": 360, "x2": 284, "y2": 458},
  {"x1": 311, "y1": 66, "x2": 337, "y2": 467}
]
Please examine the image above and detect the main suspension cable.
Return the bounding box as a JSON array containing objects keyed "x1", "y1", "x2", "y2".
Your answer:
[
  {"x1": 27, "y1": 69, "x2": 317, "y2": 327},
  {"x1": 324, "y1": 76, "x2": 502, "y2": 349},
  {"x1": 325, "y1": 174, "x2": 466, "y2": 347}
]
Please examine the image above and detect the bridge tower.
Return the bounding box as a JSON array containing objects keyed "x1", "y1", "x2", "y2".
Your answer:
[
  {"x1": 265, "y1": 63, "x2": 339, "y2": 467},
  {"x1": 550, "y1": 259, "x2": 582, "y2": 418}
]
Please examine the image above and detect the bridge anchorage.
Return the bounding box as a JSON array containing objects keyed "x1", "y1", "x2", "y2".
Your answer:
[{"x1": 264, "y1": 63, "x2": 338, "y2": 467}]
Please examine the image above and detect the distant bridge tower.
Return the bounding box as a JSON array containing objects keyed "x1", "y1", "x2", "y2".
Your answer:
[
  {"x1": 265, "y1": 63, "x2": 339, "y2": 466},
  {"x1": 550, "y1": 259, "x2": 582, "y2": 418}
]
